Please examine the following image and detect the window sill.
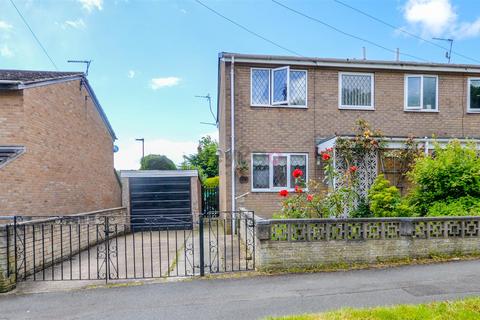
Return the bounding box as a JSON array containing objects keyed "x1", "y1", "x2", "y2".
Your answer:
[
  {"x1": 467, "y1": 110, "x2": 480, "y2": 114},
  {"x1": 251, "y1": 105, "x2": 308, "y2": 109},
  {"x1": 404, "y1": 109, "x2": 439, "y2": 113},
  {"x1": 338, "y1": 106, "x2": 375, "y2": 111},
  {"x1": 251, "y1": 189, "x2": 308, "y2": 193}
]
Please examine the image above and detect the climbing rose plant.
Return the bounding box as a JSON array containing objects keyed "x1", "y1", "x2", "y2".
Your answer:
[
  {"x1": 276, "y1": 148, "x2": 360, "y2": 219},
  {"x1": 275, "y1": 169, "x2": 325, "y2": 219}
]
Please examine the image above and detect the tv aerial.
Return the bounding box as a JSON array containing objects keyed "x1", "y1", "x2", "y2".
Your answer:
[{"x1": 67, "y1": 60, "x2": 92, "y2": 75}]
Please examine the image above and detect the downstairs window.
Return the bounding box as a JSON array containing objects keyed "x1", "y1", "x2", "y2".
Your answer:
[{"x1": 251, "y1": 153, "x2": 307, "y2": 191}]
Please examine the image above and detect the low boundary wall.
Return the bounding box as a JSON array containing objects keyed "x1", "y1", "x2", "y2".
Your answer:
[{"x1": 253, "y1": 216, "x2": 480, "y2": 271}]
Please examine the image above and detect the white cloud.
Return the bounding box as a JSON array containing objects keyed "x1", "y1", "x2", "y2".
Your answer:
[
  {"x1": 150, "y1": 77, "x2": 181, "y2": 90},
  {"x1": 0, "y1": 45, "x2": 13, "y2": 58},
  {"x1": 455, "y1": 18, "x2": 480, "y2": 39},
  {"x1": 114, "y1": 132, "x2": 218, "y2": 170},
  {"x1": 403, "y1": 0, "x2": 480, "y2": 39},
  {"x1": 404, "y1": 0, "x2": 456, "y2": 36},
  {"x1": 0, "y1": 21, "x2": 13, "y2": 31},
  {"x1": 63, "y1": 18, "x2": 86, "y2": 30},
  {"x1": 128, "y1": 70, "x2": 135, "y2": 78},
  {"x1": 78, "y1": 0, "x2": 103, "y2": 12},
  {"x1": 114, "y1": 138, "x2": 195, "y2": 170}
]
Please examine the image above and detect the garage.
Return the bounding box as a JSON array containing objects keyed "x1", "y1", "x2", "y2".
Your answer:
[{"x1": 120, "y1": 170, "x2": 201, "y2": 230}]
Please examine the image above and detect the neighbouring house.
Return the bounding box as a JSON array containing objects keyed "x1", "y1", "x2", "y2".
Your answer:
[
  {"x1": 0, "y1": 70, "x2": 121, "y2": 216},
  {"x1": 217, "y1": 52, "x2": 480, "y2": 218}
]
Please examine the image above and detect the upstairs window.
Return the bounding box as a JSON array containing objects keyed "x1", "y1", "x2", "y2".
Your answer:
[
  {"x1": 339, "y1": 72, "x2": 374, "y2": 109},
  {"x1": 251, "y1": 153, "x2": 308, "y2": 191},
  {"x1": 251, "y1": 67, "x2": 307, "y2": 107},
  {"x1": 405, "y1": 75, "x2": 438, "y2": 111},
  {"x1": 468, "y1": 78, "x2": 480, "y2": 112}
]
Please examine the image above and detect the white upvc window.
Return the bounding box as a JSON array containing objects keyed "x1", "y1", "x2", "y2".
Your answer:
[
  {"x1": 250, "y1": 68, "x2": 307, "y2": 108},
  {"x1": 338, "y1": 72, "x2": 374, "y2": 110},
  {"x1": 251, "y1": 153, "x2": 308, "y2": 192},
  {"x1": 467, "y1": 77, "x2": 480, "y2": 113},
  {"x1": 404, "y1": 75, "x2": 438, "y2": 112}
]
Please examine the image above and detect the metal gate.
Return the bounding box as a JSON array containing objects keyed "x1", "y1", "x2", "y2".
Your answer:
[
  {"x1": 6, "y1": 212, "x2": 255, "y2": 283},
  {"x1": 201, "y1": 186, "x2": 219, "y2": 214}
]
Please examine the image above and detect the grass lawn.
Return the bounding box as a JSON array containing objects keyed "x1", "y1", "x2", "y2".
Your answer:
[{"x1": 265, "y1": 297, "x2": 480, "y2": 320}]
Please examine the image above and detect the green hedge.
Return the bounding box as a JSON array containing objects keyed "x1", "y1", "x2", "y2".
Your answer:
[{"x1": 203, "y1": 176, "x2": 219, "y2": 188}]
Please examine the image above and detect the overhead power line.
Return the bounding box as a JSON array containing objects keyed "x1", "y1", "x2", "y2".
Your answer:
[
  {"x1": 334, "y1": 0, "x2": 480, "y2": 64},
  {"x1": 271, "y1": 0, "x2": 428, "y2": 62},
  {"x1": 9, "y1": 0, "x2": 58, "y2": 70},
  {"x1": 194, "y1": 0, "x2": 303, "y2": 56}
]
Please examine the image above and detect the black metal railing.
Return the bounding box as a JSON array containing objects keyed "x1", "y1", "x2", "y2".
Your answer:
[
  {"x1": 202, "y1": 187, "x2": 219, "y2": 214},
  {"x1": 3, "y1": 211, "x2": 255, "y2": 283}
]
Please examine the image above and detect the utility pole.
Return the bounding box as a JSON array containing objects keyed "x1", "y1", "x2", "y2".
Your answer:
[
  {"x1": 432, "y1": 38, "x2": 454, "y2": 63},
  {"x1": 136, "y1": 138, "x2": 145, "y2": 164}
]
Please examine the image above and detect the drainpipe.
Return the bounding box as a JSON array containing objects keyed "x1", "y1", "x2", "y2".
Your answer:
[
  {"x1": 230, "y1": 56, "x2": 236, "y2": 228},
  {"x1": 424, "y1": 136, "x2": 429, "y2": 155}
]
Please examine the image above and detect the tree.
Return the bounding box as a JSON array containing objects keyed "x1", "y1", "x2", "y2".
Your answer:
[
  {"x1": 140, "y1": 154, "x2": 176, "y2": 170},
  {"x1": 182, "y1": 135, "x2": 218, "y2": 180}
]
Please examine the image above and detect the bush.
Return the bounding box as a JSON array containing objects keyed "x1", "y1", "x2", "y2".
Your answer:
[
  {"x1": 278, "y1": 180, "x2": 327, "y2": 219},
  {"x1": 350, "y1": 197, "x2": 372, "y2": 218},
  {"x1": 427, "y1": 196, "x2": 480, "y2": 217},
  {"x1": 368, "y1": 175, "x2": 412, "y2": 217},
  {"x1": 408, "y1": 141, "x2": 480, "y2": 215},
  {"x1": 140, "y1": 154, "x2": 176, "y2": 170},
  {"x1": 203, "y1": 176, "x2": 219, "y2": 188}
]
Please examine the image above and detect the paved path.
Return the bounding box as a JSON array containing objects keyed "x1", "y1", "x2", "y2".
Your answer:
[{"x1": 1, "y1": 260, "x2": 480, "y2": 320}]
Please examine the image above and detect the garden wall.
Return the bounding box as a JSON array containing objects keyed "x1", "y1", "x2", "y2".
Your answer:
[
  {"x1": 253, "y1": 216, "x2": 480, "y2": 271},
  {"x1": 0, "y1": 207, "x2": 127, "y2": 292}
]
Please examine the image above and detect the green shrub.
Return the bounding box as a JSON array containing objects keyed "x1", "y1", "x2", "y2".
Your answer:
[
  {"x1": 368, "y1": 175, "x2": 413, "y2": 217},
  {"x1": 203, "y1": 176, "x2": 219, "y2": 188},
  {"x1": 349, "y1": 197, "x2": 372, "y2": 218},
  {"x1": 427, "y1": 196, "x2": 480, "y2": 217},
  {"x1": 408, "y1": 141, "x2": 480, "y2": 215}
]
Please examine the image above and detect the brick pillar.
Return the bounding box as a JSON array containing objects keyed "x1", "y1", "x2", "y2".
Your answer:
[{"x1": 0, "y1": 224, "x2": 16, "y2": 292}]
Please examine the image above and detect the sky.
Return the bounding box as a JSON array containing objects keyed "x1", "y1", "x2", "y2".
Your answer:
[{"x1": 1, "y1": 0, "x2": 480, "y2": 169}]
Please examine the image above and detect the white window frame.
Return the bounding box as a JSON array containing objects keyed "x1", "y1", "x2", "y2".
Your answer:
[
  {"x1": 250, "y1": 68, "x2": 308, "y2": 108},
  {"x1": 251, "y1": 153, "x2": 308, "y2": 192},
  {"x1": 250, "y1": 68, "x2": 271, "y2": 107},
  {"x1": 467, "y1": 77, "x2": 480, "y2": 113},
  {"x1": 338, "y1": 72, "x2": 375, "y2": 110},
  {"x1": 404, "y1": 74, "x2": 439, "y2": 112},
  {"x1": 272, "y1": 66, "x2": 290, "y2": 105}
]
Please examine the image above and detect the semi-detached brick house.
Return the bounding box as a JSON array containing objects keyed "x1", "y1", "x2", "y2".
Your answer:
[
  {"x1": 0, "y1": 70, "x2": 121, "y2": 216},
  {"x1": 217, "y1": 52, "x2": 480, "y2": 218}
]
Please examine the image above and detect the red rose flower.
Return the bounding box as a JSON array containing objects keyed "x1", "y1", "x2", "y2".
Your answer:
[
  {"x1": 279, "y1": 189, "x2": 289, "y2": 197},
  {"x1": 349, "y1": 165, "x2": 358, "y2": 173},
  {"x1": 322, "y1": 153, "x2": 331, "y2": 161},
  {"x1": 306, "y1": 194, "x2": 314, "y2": 202},
  {"x1": 294, "y1": 185, "x2": 303, "y2": 193},
  {"x1": 326, "y1": 147, "x2": 334, "y2": 152},
  {"x1": 292, "y1": 168, "x2": 303, "y2": 178}
]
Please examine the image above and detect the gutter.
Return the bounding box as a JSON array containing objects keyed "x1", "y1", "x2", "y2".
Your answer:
[{"x1": 220, "y1": 54, "x2": 480, "y2": 74}]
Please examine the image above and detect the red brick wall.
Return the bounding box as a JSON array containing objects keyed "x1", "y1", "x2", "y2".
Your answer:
[
  {"x1": 219, "y1": 61, "x2": 480, "y2": 218},
  {"x1": 0, "y1": 80, "x2": 121, "y2": 216}
]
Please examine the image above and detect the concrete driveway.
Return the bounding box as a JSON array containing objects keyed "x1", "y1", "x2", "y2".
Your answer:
[{"x1": 1, "y1": 260, "x2": 479, "y2": 320}]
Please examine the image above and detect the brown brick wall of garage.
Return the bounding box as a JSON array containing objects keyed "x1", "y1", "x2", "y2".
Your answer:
[
  {"x1": 219, "y1": 61, "x2": 480, "y2": 218},
  {"x1": 0, "y1": 80, "x2": 121, "y2": 216}
]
